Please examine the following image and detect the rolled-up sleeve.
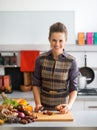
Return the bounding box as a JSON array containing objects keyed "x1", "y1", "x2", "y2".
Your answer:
[
  {"x1": 32, "y1": 57, "x2": 41, "y2": 87},
  {"x1": 68, "y1": 59, "x2": 79, "y2": 92}
]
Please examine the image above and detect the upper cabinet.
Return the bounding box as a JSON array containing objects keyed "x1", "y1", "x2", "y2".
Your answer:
[{"x1": 0, "y1": 11, "x2": 75, "y2": 45}]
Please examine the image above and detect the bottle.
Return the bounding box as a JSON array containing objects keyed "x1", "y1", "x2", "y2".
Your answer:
[
  {"x1": 93, "y1": 32, "x2": 97, "y2": 45},
  {"x1": 86, "y1": 32, "x2": 93, "y2": 45},
  {"x1": 78, "y1": 32, "x2": 85, "y2": 45}
]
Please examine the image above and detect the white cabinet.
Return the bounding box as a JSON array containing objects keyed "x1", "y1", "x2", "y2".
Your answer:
[
  {"x1": 71, "y1": 100, "x2": 84, "y2": 111},
  {"x1": 71, "y1": 97, "x2": 97, "y2": 111}
]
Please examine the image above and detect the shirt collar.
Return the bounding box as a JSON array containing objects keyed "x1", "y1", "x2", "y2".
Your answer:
[{"x1": 47, "y1": 49, "x2": 68, "y2": 58}]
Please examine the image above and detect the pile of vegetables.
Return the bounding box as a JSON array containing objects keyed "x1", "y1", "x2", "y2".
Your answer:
[
  {"x1": 0, "y1": 92, "x2": 37, "y2": 125},
  {"x1": 2, "y1": 95, "x2": 18, "y2": 108}
]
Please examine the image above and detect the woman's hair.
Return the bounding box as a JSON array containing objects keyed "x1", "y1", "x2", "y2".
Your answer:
[{"x1": 48, "y1": 22, "x2": 68, "y2": 39}]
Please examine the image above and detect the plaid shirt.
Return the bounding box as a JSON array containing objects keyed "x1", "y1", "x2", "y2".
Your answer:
[{"x1": 33, "y1": 50, "x2": 79, "y2": 110}]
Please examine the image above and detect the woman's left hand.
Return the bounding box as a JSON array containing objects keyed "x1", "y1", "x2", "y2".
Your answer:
[{"x1": 55, "y1": 104, "x2": 70, "y2": 114}]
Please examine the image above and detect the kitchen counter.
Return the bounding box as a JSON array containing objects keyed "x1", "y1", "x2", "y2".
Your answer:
[
  {"x1": 0, "y1": 91, "x2": 97, "y2": 129},
  {"x1": 2, "y1": 90, "x2": 97, "y2": 100},
  {"x1": 0, "y1": 91, "x2": 34, "y2": 101},
  {"x1": 0, "y1": 110, "x2": 97, "y2": 129},
  {"x1": 0, "y1": 91, "x2": 97, "y2": 130}
]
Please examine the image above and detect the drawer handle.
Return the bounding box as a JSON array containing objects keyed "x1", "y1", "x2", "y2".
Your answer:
[{"x1": 88, "y1": 106, "x2": 97, "y2": 108}]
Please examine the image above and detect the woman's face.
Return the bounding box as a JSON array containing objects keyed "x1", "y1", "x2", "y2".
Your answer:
[{"x1": 49, "y1": 32, "x2": 67, "y2": 55}]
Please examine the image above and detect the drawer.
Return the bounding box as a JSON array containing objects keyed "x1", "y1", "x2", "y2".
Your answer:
[{"x1": 84, "y1": 101, "x2": 97, "y2": 110}]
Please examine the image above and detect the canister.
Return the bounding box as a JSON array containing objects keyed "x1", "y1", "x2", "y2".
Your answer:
[
  {"x1": 4, "y1": 56, "x2": 10, "y2": 65},
  {"x1": 0, "y1": 53, "x2": 4, "y2": 65},
  {"x1": 0, "y1": 76, "x2": 3, "y2": 88},
  {"x1": 3, "y1": 75, "x2": 11, "y2": 86},
  {"x1": 10, "y1": 53, "x2": 17, "y2": 65},
  {"x1": 93, "y1": 32, "x2": 97, "y2": 44},
  {"x1": 86, "y1": 32, "x2": 93, "y2": 45},
  {"x1": 3, "y1": 75, "x2": 12, "y2": 93},
  {"x1": 78, "y1": 32, "x2": 85, "y2": 45},
  {"x1": 78, "y1": 76, "x2": 87, "y2": 89}
]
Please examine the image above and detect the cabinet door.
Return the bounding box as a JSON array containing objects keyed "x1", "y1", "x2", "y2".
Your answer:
[
  {"x1": 71, "y1": 100, "x2": 84, "y2": 111},
  {"x1": 85, "y1": 101, "x2": 97, "y2": 110}
]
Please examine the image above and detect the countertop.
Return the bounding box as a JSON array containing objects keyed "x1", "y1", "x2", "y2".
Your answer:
[
  {"x1": 0, "y1": 91, "x2": 97, "y2": 101},
  {"x1": 0, "y1": 91, "x2": 34, "y2": 101},
  {"x1": 0, "y1": 111, "x2": 97, "y2": 128},
  {"x1": 0, "y1": 91, "x2": 97, "y2": 129},
  {"x1": 1, "y1": 90, "x2": 96, "y2": 100}
]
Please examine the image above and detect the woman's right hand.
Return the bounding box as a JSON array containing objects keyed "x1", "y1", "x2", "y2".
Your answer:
[{"x1": 35, "y1": 105, "x2": 44, "y2": 112}]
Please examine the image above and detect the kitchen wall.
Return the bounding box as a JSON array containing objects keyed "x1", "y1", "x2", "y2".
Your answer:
[
  {"x1": 0, "y1": 0, "x2": 97, "y2": 38},
  {"x1": 0, "y1": 0, "x2": 97, "y2": 89}
]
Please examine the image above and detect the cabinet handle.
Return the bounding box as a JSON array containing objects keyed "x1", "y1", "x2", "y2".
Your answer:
[{"x1": 88, "y1": 106, "x2": 97, "y2": 108}]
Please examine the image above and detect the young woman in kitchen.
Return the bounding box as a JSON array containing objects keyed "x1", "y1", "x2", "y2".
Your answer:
[{"x1": 32, "y1": 22, "x2": 79, "y2": 113}]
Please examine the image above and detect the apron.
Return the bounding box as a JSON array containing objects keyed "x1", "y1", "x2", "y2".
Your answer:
[{"x1": 40, "y1": 55, "x2": 72, "y2": 110}]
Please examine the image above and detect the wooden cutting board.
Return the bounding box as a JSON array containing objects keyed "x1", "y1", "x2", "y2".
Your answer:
[{"x1": 35, "y1": 111, "x2": 74, "y2": 121}]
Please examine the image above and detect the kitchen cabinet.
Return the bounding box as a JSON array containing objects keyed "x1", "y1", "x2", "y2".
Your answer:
[
  {"x1": 0, "y1": 51, "x2": 22, "y2": 91},
  {"x1": 71, "y1": 99, "x2": 84, "y2": 111},
  {"x1": 71, "y1": 96, "x2": 97, "y2": 111},
  {"x1": 0, "y1": 11, "x2": 75, "y2": 45},
  {"x1": 84, "y1": 97, "x2": 97, "y2": 111},
  {"x1": 84, "y1": 101, "x2": 97, "y2": 110}
]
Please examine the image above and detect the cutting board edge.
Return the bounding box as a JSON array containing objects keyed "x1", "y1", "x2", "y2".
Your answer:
[
  {"x1": 36, "y1": 118, "x2": 74, "y2": 122},
  {"x1": 34, "y1": 111, "x2": 74, "y2": 122}
]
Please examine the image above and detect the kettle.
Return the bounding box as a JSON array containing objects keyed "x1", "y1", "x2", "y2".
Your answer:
[{"x1": 78, "y1": 73, "x2": 87, "y2": 89}]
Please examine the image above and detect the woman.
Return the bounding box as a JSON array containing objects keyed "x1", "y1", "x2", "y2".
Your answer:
[{"x1": 32, "y1": 22, "x2": 79, "y2": 113}]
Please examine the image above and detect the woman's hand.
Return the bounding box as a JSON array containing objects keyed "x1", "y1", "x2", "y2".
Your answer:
[
  {"x1": 55, "y1": 104, "x2": 70, "y2": 114},
  {"x1": 35, "y1": 105, "x2": 44, "y2": 112}
]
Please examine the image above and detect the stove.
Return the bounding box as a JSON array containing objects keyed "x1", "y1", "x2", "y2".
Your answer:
[{"x1": 78, "y1": 88, "x2": 97, "y2": 96}]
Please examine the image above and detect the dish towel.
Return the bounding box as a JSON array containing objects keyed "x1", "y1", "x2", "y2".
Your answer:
[{"x1": 20, "y1": 50, "x2": 40, "y2": 72}]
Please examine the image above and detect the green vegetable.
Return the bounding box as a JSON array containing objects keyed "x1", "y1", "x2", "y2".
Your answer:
[
  {"x1": 1, "y1": 92, "x2": 18, "y2": 108},
  {"x1": 3, "y1": 98, "x2": 18, "y2": 108}
]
